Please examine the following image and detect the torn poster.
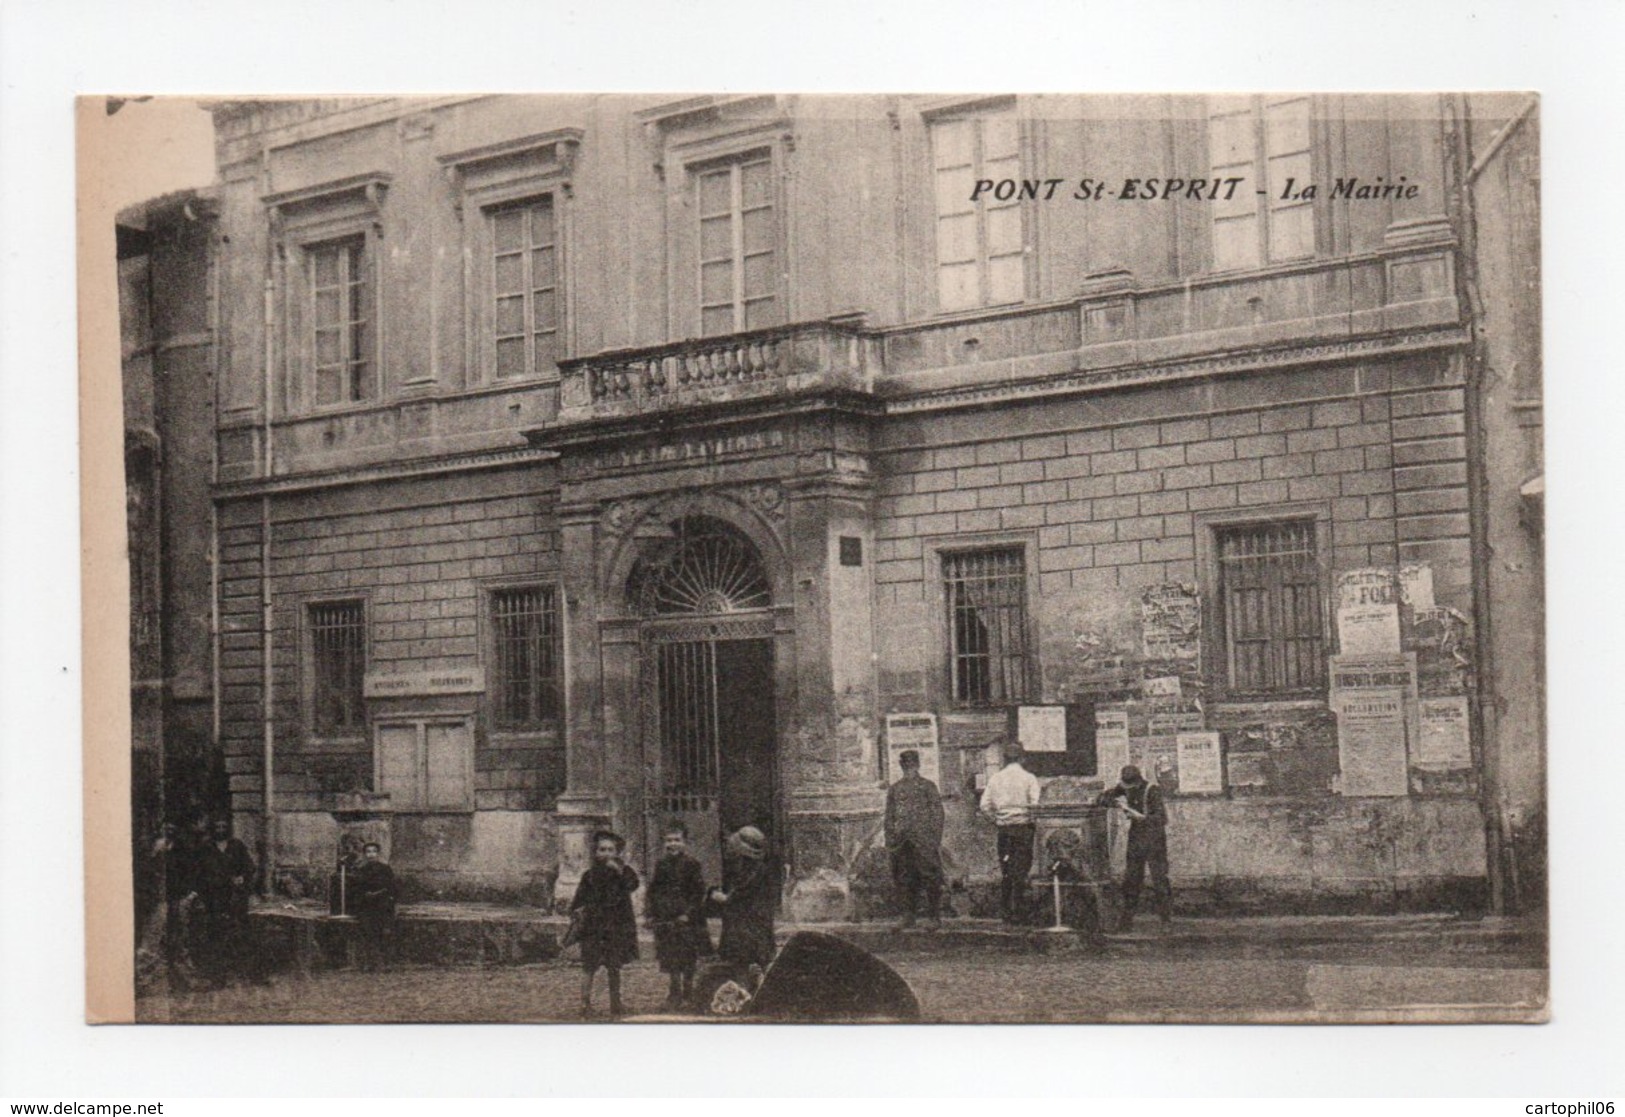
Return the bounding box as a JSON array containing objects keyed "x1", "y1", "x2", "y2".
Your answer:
[
  {"x1": 1417, "y1": 695, "x2": 1472, "y2": 767},
  {"x1": 1140, "y1": 583, "x2": 1201, "y2": 663}
]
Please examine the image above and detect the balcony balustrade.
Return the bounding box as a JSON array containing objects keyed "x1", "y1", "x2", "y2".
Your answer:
[{"x1": 558, "y1": 321, "x2": 875, "y2": 422}]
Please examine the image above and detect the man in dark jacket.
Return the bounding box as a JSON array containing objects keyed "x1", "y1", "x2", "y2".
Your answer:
[
  {"x1": 195, "y1": 817, "x2": 260, "y2": 984},
  {"x1": 885, "y1": 750, "x2": 945, "y2": 930},
  {"x1": 1098, "y1": 765, "x2": 1171, "y2": 929},
  {"x1": 349, "y1": 841, "x2": 398, "y2": 971}
]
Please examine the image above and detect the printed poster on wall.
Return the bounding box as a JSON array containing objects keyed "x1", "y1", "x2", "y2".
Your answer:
[
  {"x1": 1016, "y1": 705, "x2": 1067, "y2": 752},
  {"x1": 1095, "y1": 706, "x2": 1131, "y2": 781},
  {"x1": 1175, "y1": 731, "x2": 1224, "y2": 794},
  {"x1": 1337, "y1": 568, "x2": 1398, "y2": 609},
  {"x1": 1140, "y1": 583, "x2": 1201, "y2": 663},
  {"x1": 1333, "y1": 687, "x2": 1410, "y2": 796},
  {"x1": 1338, "y1": 603, "x2": 1402, "y2": 654},
  {"x1": 1336, "y1": 567, "x2": 1403, "y2": 655},
  {"x1": 884, "y1": 712, "x2": 940, "y2": 785},
  {"x1": 1330, "y1": 652, "x2": 1417, "y2": 695},
  {"x1": 1398, "y1": 563, "x2": 1436, "y2": 612},
  {"x1": 1417, "y1": 696, "x2": 1472, "y2": 766}
]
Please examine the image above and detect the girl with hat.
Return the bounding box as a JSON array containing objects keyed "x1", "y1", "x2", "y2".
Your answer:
[{"x1": 709, "y1": 826, "x2": 777, "y2": 967}]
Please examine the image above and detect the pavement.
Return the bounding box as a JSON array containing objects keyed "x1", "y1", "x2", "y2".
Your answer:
[
  {"x1": 251, "y1": 897, "x2": 1545, "y2": 962},
  {"x1": 787, "y1": 912, "x2": 1544, "y2": 961},
  {"x1": 159, "y1": 904, "x2": 1544, "y2": 1024}
]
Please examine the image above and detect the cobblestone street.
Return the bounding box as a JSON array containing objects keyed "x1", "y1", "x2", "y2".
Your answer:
[{"x1": 138, "y1": 930, "x2": 1546, "y2": 1025}]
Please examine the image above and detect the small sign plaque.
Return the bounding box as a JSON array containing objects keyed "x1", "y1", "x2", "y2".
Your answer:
[{"x1": 363, "y1": 668, "x2": 486, "y2": 698}]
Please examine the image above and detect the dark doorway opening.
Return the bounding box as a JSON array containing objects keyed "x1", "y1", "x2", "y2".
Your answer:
[{"x1": 654, "y1": 634, "x2": 777, "y2": 879}]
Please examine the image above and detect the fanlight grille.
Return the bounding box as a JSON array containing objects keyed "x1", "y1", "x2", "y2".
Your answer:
[{"x1": 635, "y1": 516, "x2": 772, "y2": 616}]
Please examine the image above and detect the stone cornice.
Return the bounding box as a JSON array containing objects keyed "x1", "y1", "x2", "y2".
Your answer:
[
  {"x1": 262, "y1": 171, "x2": 392, "y2": 214},
  {"x1": 882, "y1": 326, "x2": 1471, "y2": 416},
  {"x1": 524, "y1": 388, "x2": 884, "y2": 454},
  {"x1": 437, "y1": 128, "x2": 585, "y2": 175},
  {"x1": 213, "y1": 443, "x2": 557, "y2": 501},
  {"x1": 219, "y1": 324, "x2": 1466, "y2": 500}
]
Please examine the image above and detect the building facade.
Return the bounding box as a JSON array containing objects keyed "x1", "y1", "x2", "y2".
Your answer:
[
  {"x1": 184, "y1": 94, "x2": 1541, "y2": 913},
  {"x1": 119, "y1": 189, "x2": 222, "y2": 922}
]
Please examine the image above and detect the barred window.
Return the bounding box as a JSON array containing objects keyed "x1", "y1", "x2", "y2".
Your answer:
[
  {"x1": 491, "y1": 586, "x2": 562, "y2": 729},
  {"x1": 490, "y1": 198, "x2": 560, "y2": 379},
  {"x1": 310, "y1": 600, "x2": 366, "y2": 735},
  {"x1": 1216, "y1": 520, "x2": 1325, "y2": 693},
  {"x1": 944, "y1": 547, "x2": 1032, "y2": 706}
]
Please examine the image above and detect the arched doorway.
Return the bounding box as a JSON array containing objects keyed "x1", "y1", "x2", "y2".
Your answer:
[{"x1": 630, "y1": 515, "x2": 780, "y2": 877}]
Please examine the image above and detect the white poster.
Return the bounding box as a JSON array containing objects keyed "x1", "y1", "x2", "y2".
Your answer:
[
  {"x1": 1095, "y1": 706, "x2": 1130, "y2": 782},
  {"x1": 884, "y1": 712, "x2": 940, "y2": 784},
  {"x1": 1417, "y1": 696, "x2": 1472, "y2": 766},
  {"x1": 1399, "y1": 563, "x2": 1436, "y2": 612},
  {"x1": 1333, "y1": 687, "x2": 1410, "y2": 796},
  {"x1": 1337, "y1": 567, "x2": 1397, "y2": 609},
  {"x1": 1337, "y1": 602, "x2": 1402, "y2": 654},
  {"x1": 1017, "y1": 705, "x2": 1067, "y2": 752},
  {"x1": 1175, "y1": 731, "x2": 1224, "y2": 794}
]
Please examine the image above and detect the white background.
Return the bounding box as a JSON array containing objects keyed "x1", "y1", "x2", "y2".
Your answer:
[{"x1": 3, "y1": 0, "x2": 1622, "y2": 1099}]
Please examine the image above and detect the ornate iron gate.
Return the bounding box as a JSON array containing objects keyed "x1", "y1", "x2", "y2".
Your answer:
[{"x1": 631, "y1": 516, "x2": 778, "y2": 873}]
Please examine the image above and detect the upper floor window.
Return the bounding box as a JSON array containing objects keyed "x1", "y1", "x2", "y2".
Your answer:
[
  {"x1": 697, "y1": 154, "x2": 779, "y2": 337},
  {"x1": 930, "y1": 107, "x2": 1025, "y2": 312},
  {"x1": 943, "y1": 546, "x2": 1032, "y2": 706},
  {"x1": 309, "y1": 238, "x2": 373, "y2": 406},
  {"x1": 309, "y1": 599, "x2": 367, "y2": 736},
  {"x1": 1214, "y1": 520, "x2": 1325, "y2": 694},
  {"x1": 489, "y1": 585, "x2": 563, "y2": 730},
  {"x1": 490, "y1": 199, "x2": 561, "y2": 380},
  {"x1": 1209, "y1": 96, "x2": 1315, "y2": 270}
]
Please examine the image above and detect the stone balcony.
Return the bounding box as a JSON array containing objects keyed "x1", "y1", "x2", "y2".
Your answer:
[
  {"x1": 557, "y1": 320, "x2": 879, "y2": 424},
  {"x1": 555, "y1": 230, "x2": 1464, "y2": 427}
]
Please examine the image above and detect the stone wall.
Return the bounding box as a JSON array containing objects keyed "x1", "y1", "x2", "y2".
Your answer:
[
  {"x1": 217, "y1": 461, "x2": 564, "y2": 898},
  {"x1": 869, "y1": 351, "x2": 1486, "y2": 908}
]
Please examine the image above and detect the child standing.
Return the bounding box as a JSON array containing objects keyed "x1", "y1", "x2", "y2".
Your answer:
[
  {"x1": 711, "y1": 825, "x2": 777, "y2": 968},
  {"x1": 646, "y1": 820, "x2": 710, "y2": 1009},
  {"x1": 570, "y1": 830, "x2": 640, "y2": 1017}
]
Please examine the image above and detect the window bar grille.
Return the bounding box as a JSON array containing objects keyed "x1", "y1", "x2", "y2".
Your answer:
[
  {"x1": 492, "y1": 587, "x2": 560, "y2": 728},
  {"x1": 944, "y1": 548, "x2": 1030, "y2": 706},
  {"x1": 311, "y1": 601, "x2": 365, "y2": 734},
  {"x1": 1218, "y1": 521, "x2": 1323, "y2": 693}
]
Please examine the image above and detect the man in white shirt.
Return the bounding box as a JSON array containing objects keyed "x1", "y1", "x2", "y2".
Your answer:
[{"x1": 978, "y1": 739, "x2": 1042, "y2": 925}]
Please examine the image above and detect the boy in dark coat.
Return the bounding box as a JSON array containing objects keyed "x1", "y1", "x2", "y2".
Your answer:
[
  {"x1": 570, "y1": 830, "x2": 640, "y2": 1017},
  {"x1": 647, "y1": 820, "x2": 710, "y2": 1008},
  {"x1": 349, "y1": 841, "x2": 398, "y2": 971},
  {"x1": 710, "y1": 826, "x2": 777, "y2": 968}
]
